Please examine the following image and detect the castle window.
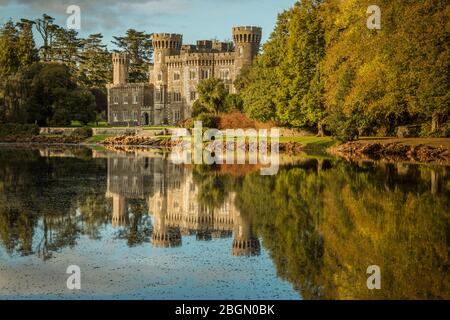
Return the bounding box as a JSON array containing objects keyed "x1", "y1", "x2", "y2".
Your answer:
[
  {"x1": 190, "y1": 91, "x2": 197, "y2": 101},
  {"x1": 133, "y1": 111, "x2": 138, "y2": 121},
  {"x1": 173, "y1": 92, "x2": 182, "y2": 102},
  {"x1": 155, "y1": 89, "x2": 162, "y2": 102},
  {"x1": 174, "y1": 110, "x2": 181, "y2": 121},
  {"x1": 113, "y1": 112, "x2": 118, "y2": 121},
  {"x1": 123, "y1": 93, "x2": 128, "y2": 104},
  {"x1": 189, "y1": 70, "x2": 196, "y2": 80},
  {"x1": 123, "y1": 111, "x2": 128, "y2": 121},
  {"x1": 173, "y1": 72, "x2": 180, "y2": 81},
  {"x1": 113, "y1": 95, "x2": 119, "y2": 104},
  {"x1": 133, "y1": 93, "x2": 138, "y2": 104},
  {"x1": 220, "y1": 69, "x2": 230, "y2": 80},
  {"x1": 201, "y1": 69, "x2": 210, "y2": 79}
]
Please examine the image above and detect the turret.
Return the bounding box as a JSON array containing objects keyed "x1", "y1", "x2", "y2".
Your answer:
[
  {"x1": 111, "y1": 194, "x2": 129, "y2": 227},
  {"x1": 151, "y1": 33, "x2": 182, "y2": 85},
  {"x1": 232, "y1": 211, "x2": 260, "y2": 257},
  {"x1": 151, "y1": 33, "x2": 183, "y2": 124},
  {"x1": 112, "y1": 52, "x2": 129, "y2": 85},
  {"x1": 232, "y1": 26, "x2": 262, "y2": 74}
]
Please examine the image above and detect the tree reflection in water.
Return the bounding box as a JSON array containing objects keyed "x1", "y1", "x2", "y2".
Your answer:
[{"x1": 0, "y1": 146, "x2": 448, "y2": 299}]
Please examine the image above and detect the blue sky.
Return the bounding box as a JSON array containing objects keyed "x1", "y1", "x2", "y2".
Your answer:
[{"x1": 0, "y1": 0, "x2": 296, "y2": 49}]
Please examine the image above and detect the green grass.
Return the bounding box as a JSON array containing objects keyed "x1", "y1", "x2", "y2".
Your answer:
[
  {"x1": 142, "y1": 126, "x2": 177, "y2": 130},
  {"x1": 278, "y1": 136, "x2": 335, "y2": 148},
  {"x1": 86, "y1": 134, "x2": 113, "y2": 144}
]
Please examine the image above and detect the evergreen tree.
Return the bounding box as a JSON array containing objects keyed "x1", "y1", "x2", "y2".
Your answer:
[
  {"x1": 112, "y1": 29, "x2": 152, "y2": 82},
  {"x1": 16, "y1": 19, "x2": 39, "y2": 67},
  {"x1": 79, "y1": 33, "x2": 111, "y2": 88}
]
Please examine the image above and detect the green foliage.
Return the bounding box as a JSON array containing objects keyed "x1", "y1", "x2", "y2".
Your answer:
[
  {"x1": 112, "y1": 29, "x2": 152, "y2": 82},
  {"x1": 0, "y1": 123, "x2": 39, "y2": 136},
  {"x1": 196, "y1": 112, "x2": 217, "y2": 128},
  {"x1": 71, "y1": 127, "x2": 93, "y2": 139},
  {"x1": 238, "y1": 0, "x2": 449, "y2": 138},
  {"x1": 79, "y1": 34, "x2": 111, "y2": 88},
  {"x1": 197, "y1": 78, "x2": 229, "y2": 115},
  {"x1": 224, "y1": 94, "x2": 244, "y2": 112},
  {"x1": 3, "y1": 62, "x2": 95, "y2": 126}
]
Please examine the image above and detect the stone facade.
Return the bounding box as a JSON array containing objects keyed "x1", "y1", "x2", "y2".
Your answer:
[{"x1": 107, "y1": 26, "x2": 262, "y2": 126}]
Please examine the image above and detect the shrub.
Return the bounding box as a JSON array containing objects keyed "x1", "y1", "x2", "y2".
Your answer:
[
  {"x1": 196, "y1": 113, "x2": 218, "y2": 128},
  {"x1": 71, "y1": 127, "x2": 93, "y2": 139},
  {"x1": 0, "y1": 123, "x2": 40, "y2": 136}
]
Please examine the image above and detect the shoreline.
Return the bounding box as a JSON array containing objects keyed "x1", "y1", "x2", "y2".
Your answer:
[{"x1": 1, "y1": 135, "x2": 449, "y2": 164}]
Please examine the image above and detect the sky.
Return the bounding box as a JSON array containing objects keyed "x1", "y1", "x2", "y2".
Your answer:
[{"x1": 0, "y1": 0, "x2": 296, "y2": 49}]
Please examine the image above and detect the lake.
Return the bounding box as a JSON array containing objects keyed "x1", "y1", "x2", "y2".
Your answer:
[{"x1": 0, "y1": 145, "x2": 448, "y2": 299}]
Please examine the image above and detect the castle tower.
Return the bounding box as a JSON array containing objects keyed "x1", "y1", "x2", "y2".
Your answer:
[
  {"x1": 112, "y1": 52, "x2": 129, "y2": 85},
  {"x1": 232, "y1": 26, "x2": 262, "y2": 75},
  {"x1": 232, "y1": 211, "x2": 260, "y2": 257},
  {"x1": 111, "y1": 194, "x2": 129, "y2": 227},
  {"x1": 151, "y1": 33, "x2": 183, "y2": 124}
]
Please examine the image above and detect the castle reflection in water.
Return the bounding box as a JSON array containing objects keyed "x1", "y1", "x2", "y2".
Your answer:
[{"x1": 103, "y1": 151, "x2": 260, "y2": 256}]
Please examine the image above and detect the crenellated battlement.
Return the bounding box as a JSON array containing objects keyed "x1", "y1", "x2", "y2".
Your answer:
[
  {"x1": 112, "y1": 52, "x2": 129, "y2": 65},
  {"x1": 152, "y1": 33, "x2": 183, "y2": 49},
  {"x1": 232, "y1": 26, "x2": 262, "y2": 43}
]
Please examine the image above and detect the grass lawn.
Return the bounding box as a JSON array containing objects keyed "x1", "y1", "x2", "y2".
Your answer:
[
  {"x1": 142, "y1": 126, "x2": 177, "y2": 130},
  {"x1": 86, "y1": 134, "x2": 114, "y2": 143},
  {"x1": 278, "y1": 136, "x2": 335, "y2": 149}
]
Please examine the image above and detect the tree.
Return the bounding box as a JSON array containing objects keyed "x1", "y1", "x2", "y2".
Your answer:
[
  {"x1": 239, "y1": 9, "x2": 291, "y2": 123},
  {"x1": 35, "y1": 14, "x2": 57, "y2": 61},
  {"x1": 51, "y1": 27, "x2": 82, "y2": 73},
  {"x1": 14, "y1": 62, "x2": 96, "y2": 126},
  {"x1": 79, "y1": 34, "x2": 111, "y2": 88},
  {"x1": 0, "y1": 20, "x2": 20, "y2": 78},
  {"x1": 196, "y1": 78, "x2": 228, "y2": 115},
  {"x1": 275, "y1": 0, "x2": 326, "y2": 129},
  {"x1": 16, "y1": 19, "x2": 39, "y2": 67},
  {"x1": 112, "y1": 29, "x2": 152, "y2": 82}
]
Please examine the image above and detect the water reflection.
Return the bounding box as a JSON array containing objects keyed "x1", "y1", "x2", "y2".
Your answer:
[
  {"x1": 105, "y1": 153, "x2": 260, "y2": 255},
  {"x1": 0, "y1": 146, "x2": 448, "y2": 299}
]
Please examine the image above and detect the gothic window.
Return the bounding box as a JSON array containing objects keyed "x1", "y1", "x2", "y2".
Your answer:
[
  {"x1": 201, "y1": 69, "x2": 210, "y2": 79},
  {"x1": 113, "y1": 95, "x2": 119, "y2": 104},
  {"x1": 113, "y1": 112, "x2": 118, "y2": 121},
  {"x1": 155, "y1": 90, "x2": 162, "y2": 102},
  {"x1": 189, "y1": 70, "x2": 196, "y2": 80},
  {"x1": 190, "y1": 91, "x2": 197, "y2": 101},
  {"x1": 123, "y1": 93, "x2": 128, "y2": 104},
  {"x1": 133, "y1": 93, "x2": 138, "y2": 104},
  {"x1": 173, "y1": 92, "x2": 182, "y2": 102},
  {"x1": 133, "y1": 111, "x2": 138, "y2": 121},
  {"x1": 221, "y1": 69, "x2": 230, "y2": 80}
]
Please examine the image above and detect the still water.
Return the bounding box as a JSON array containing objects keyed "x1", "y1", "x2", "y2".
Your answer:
[{"x1": 0, "y1": 145, "x2": 448, "y2": 299}]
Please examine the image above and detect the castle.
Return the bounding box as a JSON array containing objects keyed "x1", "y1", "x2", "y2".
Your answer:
[
  {"x1": 106, "y1": 26, "x2": 262, "y2": 126},
  {"x1": 105, "y1": 151, "x2": 260, "y2": 256}
]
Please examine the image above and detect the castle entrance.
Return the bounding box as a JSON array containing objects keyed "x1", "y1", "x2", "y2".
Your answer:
[{"x1": 143, "y1": 113, "x2": 150, "y2": 125}]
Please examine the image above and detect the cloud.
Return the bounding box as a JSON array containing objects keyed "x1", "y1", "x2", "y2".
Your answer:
[{"x1": 0, "y1": 0, "x2": 190, "y2": 33}]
